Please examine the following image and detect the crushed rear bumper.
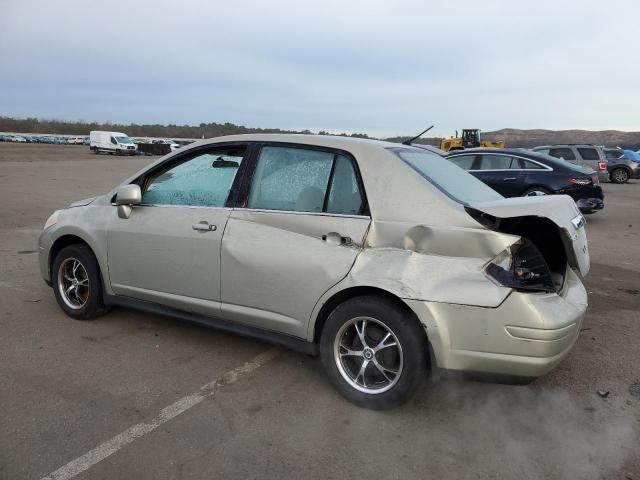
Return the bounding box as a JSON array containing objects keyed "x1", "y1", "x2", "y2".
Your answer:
[{"x1": 405, "y1": 267, "x2": 587, "y2": 378}]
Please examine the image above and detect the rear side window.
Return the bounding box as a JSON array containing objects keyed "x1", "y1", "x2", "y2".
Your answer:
[
  {"x1": 519, "y1": 159, "x2": 546, "y2": 169},
  {"x1": 448, "y1": 155, "x2": 475, "y2": 170},
  {"x1": 248, "y1": 147, "x2": 332, "y2": 212},
  {"x1": 477, "y1": 154, "x2": 516, "y2": 170},
  {"x1": 548, "y1": 148, "x2": 576, "y2": 161},
  {"x1": 326, "y1": 155, "x2": 365, "y2": 215},
  {"x1": 247, "y1": 146, "x2": 366, "y2": 215},
  {"x1": 577, "y1": 148, "x2": 600, "y2": 160}
]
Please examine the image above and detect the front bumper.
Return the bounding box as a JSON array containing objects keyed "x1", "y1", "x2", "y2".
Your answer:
[
  {"x1": 405, "y1": 267, "x2": 587, "y2": 378},
  {"x1": 38, "y1": 228, "x2": 54, "y2": 284}
]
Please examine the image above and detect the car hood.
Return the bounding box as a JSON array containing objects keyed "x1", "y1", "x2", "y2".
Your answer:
[
  {"x1": 468, "y1": 195, "x2": 590, "y2": 276},
  {"x1": 68, "y1": 196, "x2": 96, "y2": 208}
]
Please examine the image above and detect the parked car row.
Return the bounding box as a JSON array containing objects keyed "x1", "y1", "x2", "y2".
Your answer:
[
  {"x1": 0, "y1": 134, "x2": 89, "y2": 144},
  {"x1": 415, "y1": 141, "x2": 640, "y2": 216},
  {"x1": 444, "y1": 148, "x2": 604, "y2": 214}
]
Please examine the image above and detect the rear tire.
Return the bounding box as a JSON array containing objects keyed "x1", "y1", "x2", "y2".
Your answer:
[
  {"x1": 610, "y1": 168, "x2": 630, "y2": 184},
  {"x1": 52, "y1": 244, "x2": 110, "y2": 320},
  {"x1": 522, "y1": 187, "x2": 552, "y2": 196},
  {"x1": 320, "y1": 295, "x2": 428, "y2": 409}
]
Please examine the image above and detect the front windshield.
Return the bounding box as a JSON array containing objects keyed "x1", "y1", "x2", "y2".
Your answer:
[
  {"x1": 390, "y1": 147, "x2": 503, "y2": 205},
  {"x1": 115, "y1": 136, "x2": 133, "y2": 144}
]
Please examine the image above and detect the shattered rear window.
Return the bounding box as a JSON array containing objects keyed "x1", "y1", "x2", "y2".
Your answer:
[{"x1": 390, "y1": 147, "x2": 503, "y2": 205}]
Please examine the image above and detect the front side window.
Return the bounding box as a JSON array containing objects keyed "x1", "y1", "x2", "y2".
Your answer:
[
  {"x1": 115, "y1": 136, "x2": 133, "y2": 145},
  {"x1": 392, "y1": 147, "x2": 503, "y2": 205},
  {"x1": 142, "y1": 148, "x2": 244, "y2": 207},
  {"x1": 548, "y1": 147, "x2": 576, "y2": 161},
  {"x1": 577, "y1": 148, "x2": 600, "y2": 160},
  {"x1": 448, "y1": 155, "x2": 476, "y2": 170},
  {"x1": 477, "y1": 154, "x2": 515, "y2": 170}
]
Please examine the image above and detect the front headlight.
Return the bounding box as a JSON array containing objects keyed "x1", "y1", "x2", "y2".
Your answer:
[
  {"x1": 44, "y1": 210, "x2": 61, "y2": 230},
  {"x1": 485, "y1": 239, "x2": 556, "y2": 293}
]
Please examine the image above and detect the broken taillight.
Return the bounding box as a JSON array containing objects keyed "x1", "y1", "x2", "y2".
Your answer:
[{"x1": 485, "y1": 239, "x2": 556, "y2": 293}]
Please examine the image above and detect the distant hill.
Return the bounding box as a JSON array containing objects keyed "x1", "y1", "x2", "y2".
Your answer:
[
  {"x1": 480, "y1": 128, "x2": 640, "y2": 149},
  {"x1": 387, "y1": 128, "x2": 640, "y2": 150},
  {"x1": 1, "y1": 117, "x2": 638, "y2": 149}
]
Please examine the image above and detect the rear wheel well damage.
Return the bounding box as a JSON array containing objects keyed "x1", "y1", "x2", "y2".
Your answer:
[{"x1": 313, "y1": 287, "x2": 431, "y2": 364}]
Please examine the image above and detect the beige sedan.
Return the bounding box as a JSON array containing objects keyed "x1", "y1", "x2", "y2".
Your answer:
[{"x1": 39, "y1": 134, "x2": 588, "y2": 408}]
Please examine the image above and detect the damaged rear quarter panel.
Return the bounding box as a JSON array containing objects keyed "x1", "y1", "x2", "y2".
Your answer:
[{"x1": 309, "y1": 220, "x2": 520, "y2": 338}]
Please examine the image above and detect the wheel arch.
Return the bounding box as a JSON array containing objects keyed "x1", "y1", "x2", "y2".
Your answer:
[
  {"x1": 610, "y1": 165, "x2": 632, "y2": 175},
  {"x1": 312, "y1": 285, "x2": 425, "y2": 344},
  {"x1": 48, "y1": 234, "x2": 107, "y2": 290}
]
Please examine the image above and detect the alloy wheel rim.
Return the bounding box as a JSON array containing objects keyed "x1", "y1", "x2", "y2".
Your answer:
[
  {"x1": 614, "y1": 170, "x2": 627, "y2": 182},
  {"x1": 57, "y1": 258, "x2": 89, "y2": 310},
  {"x1": 333, "y1": 316, "x2": 403, "y2": 394}
]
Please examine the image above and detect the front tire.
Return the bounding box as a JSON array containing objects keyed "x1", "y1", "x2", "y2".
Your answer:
[
  {"x1": 52, "y1": 244, "x2": 109, "y2": 320},
  {"x1": 320, "y1": 295, "x2": 428, "y2": 409},
  {"x1": 610, "y1": 168, "x2": 630, "y2": 184}
]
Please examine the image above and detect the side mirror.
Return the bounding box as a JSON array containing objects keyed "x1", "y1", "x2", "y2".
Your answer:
[{"x1": 115, "y1": 184, "x2": 141, "y2": 219}]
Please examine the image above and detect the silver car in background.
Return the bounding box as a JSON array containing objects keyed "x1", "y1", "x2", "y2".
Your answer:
[{"x1": 39, "y1": 134, "x2": 589, "y2": 408}]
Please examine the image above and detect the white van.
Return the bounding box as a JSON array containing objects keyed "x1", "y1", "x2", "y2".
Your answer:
[{"x1": 90, "y1": 131, "x2": 137, "y2": 155}]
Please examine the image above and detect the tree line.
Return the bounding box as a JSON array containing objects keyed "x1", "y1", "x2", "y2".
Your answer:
[{"x1": 0, "y1": 116, "x2": 373, "y2": 140}]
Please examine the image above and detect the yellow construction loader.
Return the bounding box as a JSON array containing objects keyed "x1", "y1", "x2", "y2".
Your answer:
[{"x1": 440, "y1": 129, "x2": 505, "y2": 152}]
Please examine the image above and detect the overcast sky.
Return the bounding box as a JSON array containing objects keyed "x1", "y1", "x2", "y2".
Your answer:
[{"x1": 1, "y1": 0, "x2": 639, "y2": 137}]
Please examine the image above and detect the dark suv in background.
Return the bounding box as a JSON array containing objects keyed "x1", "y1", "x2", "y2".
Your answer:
[
  {"x1": 532, "y1": 144, "x2": 608, "y2": 183},
  {"x1": 603, "y1": 148, "x2": 640, "y2": 184},
  {"x1": 446, "y1": 148, "x2": 604, "y2": 214}
]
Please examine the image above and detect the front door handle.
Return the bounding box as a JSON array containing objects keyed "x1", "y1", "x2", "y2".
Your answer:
[
  {"x1": 503, "y1": 177, "x2": 517, "y2": 181},
  {"x1": 192, "y1": 222, "x2": 217, "y2": 232},
  {"x1": 322, "y1": 232, "x2": 352, "y2": 246}
]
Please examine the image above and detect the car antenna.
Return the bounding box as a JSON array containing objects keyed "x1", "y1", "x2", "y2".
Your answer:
[{"x1": 402, "y1": 125, "x2": 434, "y2": 145}]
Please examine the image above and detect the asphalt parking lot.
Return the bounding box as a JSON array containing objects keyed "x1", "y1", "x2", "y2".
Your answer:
[{"x1": 1, "y1": 143, "x2": 638, "y2": 480}]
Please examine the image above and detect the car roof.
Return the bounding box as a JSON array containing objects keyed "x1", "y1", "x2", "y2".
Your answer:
[{"x1": 189, "y1": 133, "x2": 402, "y2": 150}]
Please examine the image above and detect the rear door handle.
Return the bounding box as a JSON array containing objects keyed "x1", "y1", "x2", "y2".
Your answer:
[
  {"x1": 503, "y1": 177, "x2": 517, "y2": 181},
  {"x1": 322, "y1": 232, "x2": 352, "y2": 246},
  {"x1": 192, "y1": 222, "x2": 217, "y2": 232}
]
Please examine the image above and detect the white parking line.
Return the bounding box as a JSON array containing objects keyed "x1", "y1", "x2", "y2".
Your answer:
[{"x1": 40, "y1": 347, "x2": 281, "y2": 480}]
